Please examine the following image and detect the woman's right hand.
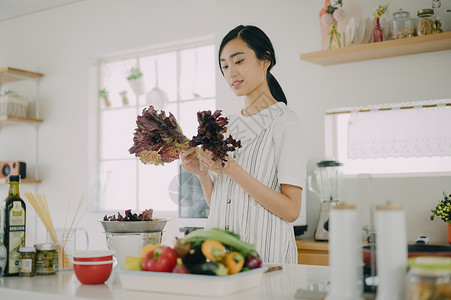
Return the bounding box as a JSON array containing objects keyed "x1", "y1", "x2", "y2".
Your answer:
[{"x1": 180, "y1": 147, "x2": 206, "y2": 176}]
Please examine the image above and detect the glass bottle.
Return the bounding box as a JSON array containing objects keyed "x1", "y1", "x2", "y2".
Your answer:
[
  {"x1": 431, "y1": 0, "x2": 443, "y2": 34},
  {"x1": 1, "y1": 175, "x2": 26, "y2": 276},
  {"x1": 374, "y1": 17, "x2": 384, "y2": 42}
]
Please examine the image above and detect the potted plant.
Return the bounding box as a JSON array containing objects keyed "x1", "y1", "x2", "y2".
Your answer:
[
  {"x1": 98, "y1": 89, "x2": 111, "y2": 107},
  {"x1": 127, "y1": 67, "x2": 146, "y2": 96},
  {"x1": 119, "y1": 90, "x2": 129, "y2": 105},
  {"x1": 430, "y1": 192, "x2": 451, "y2": 244}
]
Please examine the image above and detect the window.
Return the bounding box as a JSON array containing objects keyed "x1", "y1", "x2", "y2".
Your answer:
[
  {"x1": 96, "y1": 43, "x2": 215, "y2": 211},
  {"x1": 325, "y1": 99, "x2": 451, "y2": 176}
]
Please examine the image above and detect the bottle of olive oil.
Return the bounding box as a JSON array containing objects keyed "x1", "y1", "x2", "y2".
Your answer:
[{"x1": 2, "y1": 175, "x2": 26, "y2": 276}]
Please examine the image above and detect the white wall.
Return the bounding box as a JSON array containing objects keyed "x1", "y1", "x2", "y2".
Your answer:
[{"x1": 0, "y1": 0, "x2": 450, "y2": 251}]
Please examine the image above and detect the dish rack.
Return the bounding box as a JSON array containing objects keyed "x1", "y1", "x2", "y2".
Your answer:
[{"x1": 0, "y1": 95, "x2": 28, "y2": 118}]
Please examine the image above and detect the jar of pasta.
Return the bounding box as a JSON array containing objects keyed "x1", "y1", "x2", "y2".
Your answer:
[
  {"x1": 390, "y1": 9, "x2": 417, "y2": 39},
  {"x1": 417, "y1": 9, "x2": 439, "y2": 36},
  {"x1": 407, "y1": 256, "x2": 451, "y2": 300}
]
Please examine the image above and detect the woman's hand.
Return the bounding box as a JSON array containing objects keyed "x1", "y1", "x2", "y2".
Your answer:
[
  {"x1": 198, "y1": 149, "x2": 236, "y2": 175},
  {"x1": 180, "y1": 148, "x2": 205, "y2": 176}
]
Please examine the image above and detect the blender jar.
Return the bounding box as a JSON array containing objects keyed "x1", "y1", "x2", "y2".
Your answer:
[
  {"x1": 309, "y1": 160, "x2": 344, "y2": 202},
  {"x1": 309, "y1": 160, "x2": 344, "y2": 241}
]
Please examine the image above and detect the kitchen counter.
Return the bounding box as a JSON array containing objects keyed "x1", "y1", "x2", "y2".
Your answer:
[{"x1": 0, "y1": 264, "x2": 330, "y2": 300}]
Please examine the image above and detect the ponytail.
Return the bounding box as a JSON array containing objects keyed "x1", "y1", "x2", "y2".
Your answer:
[{"x1": 267, "y1": 72, "x2": 287, "y2": 105}]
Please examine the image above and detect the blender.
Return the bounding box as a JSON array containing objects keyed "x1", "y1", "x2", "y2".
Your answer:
[{"x1": 308, "y1": 160, "x2": 344, "y2": 241}]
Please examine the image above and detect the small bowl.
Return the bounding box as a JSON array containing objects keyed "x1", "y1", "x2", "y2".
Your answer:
[
  {"x1": 73, "y1": 261, "x2": 113, "y2": 284},
  {"x1": 72, "y1": 250, "x2": 115, "y2": 284}
]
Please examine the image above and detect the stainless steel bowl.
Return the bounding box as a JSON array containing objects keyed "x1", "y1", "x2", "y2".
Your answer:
[{"x1": 99, "y1": 218, "x2": 169, "y2": 233}]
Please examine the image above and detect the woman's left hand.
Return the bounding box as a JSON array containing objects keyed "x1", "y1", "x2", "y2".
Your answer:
[{"x1": 199, "y1": 149, "x2": 235, "y2": 174}]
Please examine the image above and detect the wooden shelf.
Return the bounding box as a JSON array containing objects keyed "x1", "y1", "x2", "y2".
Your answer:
[
  {"x1": 0, "y1": 67, "x2": 44, "y2": 84},
  {"x1": 300, "y1": 31, "x2": 451, "y2": 66},
  {"x1": 0, "y1": 178, "x2": 42, "y2": 184},
  {"x1": 0, "y1": 115, "x2": 43, "y2": 123}
]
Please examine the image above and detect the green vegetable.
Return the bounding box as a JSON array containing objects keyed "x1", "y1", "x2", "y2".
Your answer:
[
  {"x1": 189, "y1": 110, "x2": 241, "y2": 167},
  {"x1": 189, "y1": 261, "x2": 228, "y2": 276},
  {"x1": 182, "y1": 243, "x2": 206, "y2": 267},
  {"x1": 180, "y1": 228, "x2": 257, "y2": 257},
  {"x1": 128, "y1": 106, "x2": 192, "y2": 166}
]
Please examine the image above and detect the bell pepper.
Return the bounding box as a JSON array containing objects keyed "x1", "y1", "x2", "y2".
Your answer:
[
  {"x1": 223, "y1": 252, "x2": 245, "y2": 274},
  {"x1": 201, "y1": 239, "x2": 226, "y2": 262},
  {"x1": 141, "y1": 245, "x2": 178, "y2": 272}
]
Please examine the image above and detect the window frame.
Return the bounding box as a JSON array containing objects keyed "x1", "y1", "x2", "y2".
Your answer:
[
  {"x1": 90, "y1": 38, "x2": 216, "y2": 213},
  {"x1": 325, "y1": 100, "x2": 451, "y2": 178}
]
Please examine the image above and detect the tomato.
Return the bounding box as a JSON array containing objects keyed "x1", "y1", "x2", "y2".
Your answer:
[{"x1": 141, "y1": 245, "x2": 178, "y2": 272}]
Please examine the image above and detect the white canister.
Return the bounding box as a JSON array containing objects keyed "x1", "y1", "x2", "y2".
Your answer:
[
  {"x1": 325, "y1": 203, "x2": 363, "y2": 300},
  {"x1": 375, "y1": 203, "x2": 407, "y2": 300}
]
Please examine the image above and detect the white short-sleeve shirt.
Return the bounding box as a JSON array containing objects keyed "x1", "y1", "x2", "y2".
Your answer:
[{"x1": 205, "y1": 102, "x2": 307, "y2": 264}]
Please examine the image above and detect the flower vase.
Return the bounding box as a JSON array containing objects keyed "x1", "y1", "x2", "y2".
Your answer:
[
  {"x1": 374, "y1": 17, "x2": 384, "y2": 42},
  {"x1": 328, "y1": 24, "x2": 342, "y2": 49},
  {"x1": 448, "y1": 222, "x2": 451, "y2": 244},
  {"x1": 320, "y1": 0, "x2": 331, "y2": 50}
]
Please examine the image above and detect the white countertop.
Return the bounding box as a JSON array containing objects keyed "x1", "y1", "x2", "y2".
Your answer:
[{"x1": 0, "y1": 264, "x2": 330, "y2": 300}]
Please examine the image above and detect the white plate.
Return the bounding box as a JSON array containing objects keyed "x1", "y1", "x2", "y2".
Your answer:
[
  {"x1": 344, "y1": 24, "x2": 351, "y2": 47},
  {"x1": 363, "y1": 17, "x2": 371, "y2": 44},
  {"x1": 348, "y1": 17, "x2": 355, "y2": 45},
  {"x1": 118, "y1": 267, "x2": 268, "y2": 297},
  {"x1": 356, "y1": 17, "x2": 365, "y2": 44},
  {"x1": 344, "y1": 17, "x2": 355, "y2": 46},
  {"x1": 365, "y1": 18, "x2": 373, "y2": 43}
]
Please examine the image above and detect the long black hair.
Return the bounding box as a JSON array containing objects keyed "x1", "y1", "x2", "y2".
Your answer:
[{"x1": 218, "y1": 25, "x2": 287, "y2": 105}]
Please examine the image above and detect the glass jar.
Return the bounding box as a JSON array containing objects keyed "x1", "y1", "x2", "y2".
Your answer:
[
  {"x1": 407, "y1": 257, "x2": 451, "y2": 300},
  {"x1": 417, "y1": 9, "x2": 436, "y2": 36},
  {"x1": 390, "y1": 9, "x2": 417, "y2": 39},
  {"x1": 34, "y1": 243, "x2": 59, "y2": 275},
  {"x1": 18, "y1": 247, "x2": 36, "y2": 277}
]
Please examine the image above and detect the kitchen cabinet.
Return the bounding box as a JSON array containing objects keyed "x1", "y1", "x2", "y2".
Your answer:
[
  {"x1": 0, "y1": 264, "x2": 331, "y2": 299},
  {"x1": 300, "y1": 31, "x2": 451, "y2": 66},
  {"x1": 0, "y1": 67, "x2": 44, "y2": 184},
  {"x1": 297, "y1": 239, "x2": 329, "y2": 266}
]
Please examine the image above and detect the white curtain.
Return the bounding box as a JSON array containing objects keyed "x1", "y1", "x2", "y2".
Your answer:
[{"x1": 347, "y1": 99, "x2": 451, "y2": 159}]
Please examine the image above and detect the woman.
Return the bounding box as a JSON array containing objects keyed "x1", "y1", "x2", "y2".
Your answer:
[{"x1": 181, "y1": 25, "x2": 307, "y2": 264}]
